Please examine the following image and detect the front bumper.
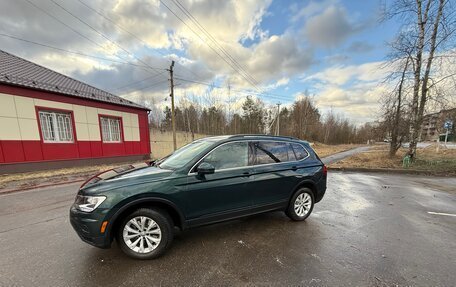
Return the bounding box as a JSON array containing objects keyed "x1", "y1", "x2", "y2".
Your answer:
[{"x1": 69, "y1": 206, "x2": 111, "y2": 249}]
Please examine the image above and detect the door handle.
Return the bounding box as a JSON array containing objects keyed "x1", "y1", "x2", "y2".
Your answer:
[
  {"x1": 242, "y1": 171, "x2": 251, "y2": 177},
  {"x1": 291, "y1": 166, "x2": 297, "y2": 171}
]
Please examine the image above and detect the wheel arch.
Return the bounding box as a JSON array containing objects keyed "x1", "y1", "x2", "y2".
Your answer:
[
  {"x1": 106, "y1": 198, "x2": 186, "y2": 243},
  {"x1": 289, "y1": 180, "x2": 317, "y2": 204}
]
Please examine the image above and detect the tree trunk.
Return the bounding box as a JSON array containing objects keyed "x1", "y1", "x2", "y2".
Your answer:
[
  {"x1": 408, "y1": 0, "x2": 444, "y2": 159},
  {"x1": 389, "y1": 59, "x2": 410, "y2": 157},
  {"x1": 408, "y1": 0, "x2": 428, "y2": 159}
]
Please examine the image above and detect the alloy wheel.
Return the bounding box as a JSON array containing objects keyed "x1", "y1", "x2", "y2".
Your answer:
[
  {"x1": 294, "y1": 192, "x2": 312, "y2": 217},
  {"x1": 122, "y1": 216, "x2": 162, "y2": 253}
]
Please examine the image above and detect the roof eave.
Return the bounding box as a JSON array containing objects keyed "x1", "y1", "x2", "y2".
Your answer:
[{"x1": 0, "y1": 81, "x2": 151, "y2": 111}]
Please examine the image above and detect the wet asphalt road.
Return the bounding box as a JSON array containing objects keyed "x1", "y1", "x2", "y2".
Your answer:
[{"x1": 0, "y1": 172, "x2": 455, "y2": 287}]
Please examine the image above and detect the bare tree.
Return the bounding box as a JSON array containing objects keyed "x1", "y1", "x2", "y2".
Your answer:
[{"x1": 386, "y1": 0, "x2": 454, "y2": 159}]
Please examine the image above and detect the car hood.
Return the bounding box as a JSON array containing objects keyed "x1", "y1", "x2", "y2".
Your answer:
[{"x1": 80, "y1": 165, "x2": 174, "y2": 194}]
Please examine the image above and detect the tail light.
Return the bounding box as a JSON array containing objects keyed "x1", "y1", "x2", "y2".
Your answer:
[{"x1": 323, "y1": 165, "x2": 327, "y2": 175}]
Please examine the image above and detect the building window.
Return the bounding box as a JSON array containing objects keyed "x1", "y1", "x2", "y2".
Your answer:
[
  {"x1": 100, "y1": 116, "x2": 122, "y2": 142},
  {"x1": 39, "y1": 110, "x2": 74, "y2": 143}
]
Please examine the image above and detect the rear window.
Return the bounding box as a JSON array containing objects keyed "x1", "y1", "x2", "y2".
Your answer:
[{"x1": 291, "y1": 143, "x2": 309, "y2": 160}]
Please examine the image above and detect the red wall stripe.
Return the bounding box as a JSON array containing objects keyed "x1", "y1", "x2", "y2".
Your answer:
[
  {"x1": 1, "y1": 141, "x2": 26, "y2": 162},
  {"x1": 78, "y1": 141, "x2": 92, "y2": 158},
  {"x1": 0, "y1": 141, "x2": 5, "y2": 163},
  {"x1": 22, "y1": 141, "x2": 43, "y2": 161},
  {"x1": 0, "y1": 140, "x2": 148, "y2": 164}
]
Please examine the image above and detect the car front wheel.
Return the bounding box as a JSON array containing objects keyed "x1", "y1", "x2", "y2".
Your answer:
[
  {"x1": 286, "y1": 188, "x2": 314, "y2": 221},
  {"x1": 116, "y1": 208, "x2": 173, "y2": 259}
]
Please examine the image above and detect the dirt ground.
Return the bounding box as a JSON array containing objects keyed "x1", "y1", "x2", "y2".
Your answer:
[
  {"x1": 0, "y1": 163, "x2": 133, "y2": 191},
  {"x1": 330, "y1": 144, "x2": 456, "y2": 176}
]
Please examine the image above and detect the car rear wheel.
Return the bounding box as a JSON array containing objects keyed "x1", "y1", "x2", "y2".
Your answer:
[
  {"x1": 286, "y1": 188, "x2": 314, "y2": 221},
  {"x1": 116, "y1": 208, "x2": 173, "y2": 259}
]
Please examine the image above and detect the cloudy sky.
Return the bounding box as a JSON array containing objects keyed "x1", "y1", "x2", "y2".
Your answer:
[{"x1": 0, "y1": 0, "x2": 404, "y2": 124}]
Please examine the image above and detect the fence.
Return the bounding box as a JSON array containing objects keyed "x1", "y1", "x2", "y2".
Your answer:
[{"x1": 149, "y1": 128, "x2": 208, "y2": 159}]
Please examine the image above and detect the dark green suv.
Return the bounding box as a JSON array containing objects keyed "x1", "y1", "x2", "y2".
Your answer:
[{"x1": 70, "y1": 135, "x2": 327, "y2": 259}]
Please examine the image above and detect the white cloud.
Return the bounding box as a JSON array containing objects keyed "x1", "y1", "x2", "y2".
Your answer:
[
  {"x1": 264, "y1": 77, "x2": 290, "y2": 90},
  {"x1": 303, "y1": 61, "x2": 392, "y2": 124},
  {"x1": 291, "y1": 0, "x2": 338, "y2": 22},
  {"x1": 303, "y1": 4, "x2": 359, "y2": 47},
  {"x1": 304, "y1": 61, "x2": 389, "y2": 86}
]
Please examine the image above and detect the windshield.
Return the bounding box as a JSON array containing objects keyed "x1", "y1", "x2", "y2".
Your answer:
[{"x1": 158, "y1": 140, "x2": 215, "y2": 170}]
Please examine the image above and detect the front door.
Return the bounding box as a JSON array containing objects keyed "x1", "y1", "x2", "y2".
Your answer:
[{"x1": 185, "y1": 141, "x2": 254, "y2": 220}]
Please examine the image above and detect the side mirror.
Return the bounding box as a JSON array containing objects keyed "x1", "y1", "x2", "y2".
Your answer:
[{"x1": 197, "y1": 162, "x2": 215, "y2": 175}]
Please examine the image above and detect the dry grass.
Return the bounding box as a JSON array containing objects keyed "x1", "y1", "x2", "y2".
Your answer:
[
  {"x1": 330, "y1": 144, "x2": 456, "y2": 175},
  {"x1": 311, "y1": 143, "x2": 364, "y2": 158},
  {"x1": 0, "y1": 163, "x2": 120, "y2": 186}
]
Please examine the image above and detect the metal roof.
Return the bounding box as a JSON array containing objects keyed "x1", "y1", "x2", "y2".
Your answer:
[{"x1": 0, "y1": 50, "x2": 149, "y2": 110}]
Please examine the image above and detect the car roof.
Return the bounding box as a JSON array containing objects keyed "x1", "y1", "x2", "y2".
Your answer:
[{"x1": 199, "y1": 134, "x2": 308, "y2": 144}]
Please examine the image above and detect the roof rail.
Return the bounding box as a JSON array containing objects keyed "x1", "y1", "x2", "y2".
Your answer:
[{"x1": 227, "y1": 134, "x2": 299, "y2": 140}]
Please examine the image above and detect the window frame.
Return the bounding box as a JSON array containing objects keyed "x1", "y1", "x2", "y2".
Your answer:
[
  {"x1": 188, "y1": 139, "x2": 310, "y2": 175},
  {"x1": 99, "y1": 114, "x2": 124, "y2": 143},
  {"x1": 36, "y1": 106, "x2": 76, "y2": 144},
  {"x1": 290, "y1": 142, "x2": 310, "y2": 161}
]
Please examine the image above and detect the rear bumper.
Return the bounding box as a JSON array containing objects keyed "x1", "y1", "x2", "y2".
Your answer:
[
  {"x1": 69, "y1": 206, "x2": 111, "y2": 249},
  {"x1": 314, "y1": 175, "x2": 327, "y2": 203}
]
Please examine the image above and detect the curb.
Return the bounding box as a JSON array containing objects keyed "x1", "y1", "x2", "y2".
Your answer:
[
  {"x1": 327, "y1": 167, "x2": 454, "y2": 176},
  {"x1": 0, "y1": 178, "x2": 86, "y2": 195}
]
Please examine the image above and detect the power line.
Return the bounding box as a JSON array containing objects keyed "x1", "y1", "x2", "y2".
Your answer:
[
  {"x1": 113, "y1": 70, "x2": 167, "y2": 92},
  {"x1": 21, "y1": 0, "x2": 289, "y2": 104},
  {"x1": 120, "y1": 79, "x2": 169, "y2": 98},
  {"x1": 174, "y1": 77, "x2": 293, "y2": 102},
  {"x1": 49, "y1": 0, "x2": 165, "y2": 75},
  {"x1": 22, "y1": 0, "x2": 152, "y2": 73},
  {"x1": 0, "y1": 33, "x2": 167, "y2": 71},
  {"x1": 170, "y1": 0, "x2": 262, "y2": 89},
  {"x1": 159, "y1": 0, "x2": 264, "y2": 94},
  {"x1": 75, "y1": 0, "x2": 201, "y2": 79}
]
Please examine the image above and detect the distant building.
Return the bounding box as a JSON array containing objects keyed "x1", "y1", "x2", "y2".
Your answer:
[
  {"x1": 420, "y1": 108, "x2": 456, "y2": 141},
  {"x1": 0, "y1": 50, "x2": 150, "y2": 173}
]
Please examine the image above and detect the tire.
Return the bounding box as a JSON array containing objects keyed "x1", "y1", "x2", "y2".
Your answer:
[
  {"x1": 116, "y1": 208, "x2": 173, "y2": 260},
  {"x1": 286, "y1": 188, "x2": 315, "y2": 221}
]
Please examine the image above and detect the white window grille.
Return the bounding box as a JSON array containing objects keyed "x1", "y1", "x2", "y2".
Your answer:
[
  {"x1": 100, "y1": 117, "x2": 122, "y2": 142},
  {"x1": 38, "y1": 110, "x2": 74, "y2": 143}
]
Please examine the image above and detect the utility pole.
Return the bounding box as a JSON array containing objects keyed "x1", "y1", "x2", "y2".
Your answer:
[
  {"x1": 275, "y1": 103, "x2": 281, "y2": 136},
  {"x1": 168, "y1": 60, "x2": 177, "y2": 151}
]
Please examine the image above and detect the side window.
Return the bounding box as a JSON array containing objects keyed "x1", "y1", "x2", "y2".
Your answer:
[
  {"x1": 291, "y1": 143, "x2": 309, "y2": 160},
  {"x1": 200, "y1": 142, "x2": 249, "y2": 170},
  {"x1": 254, "y1": 142, "x2": 290, "y2": 164}
]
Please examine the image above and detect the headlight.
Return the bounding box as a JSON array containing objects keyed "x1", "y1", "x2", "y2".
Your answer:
[{"x1": 74, "y1": 195, "x2": 106, "y2": 212}]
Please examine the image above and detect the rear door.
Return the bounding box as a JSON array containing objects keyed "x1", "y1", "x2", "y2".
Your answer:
[
  {"x1": 185, "y1": 141, "x2": 254, "y2": 220},
  {"x1": 250, "y1": 141, "x2": 306, "y2": 206}
]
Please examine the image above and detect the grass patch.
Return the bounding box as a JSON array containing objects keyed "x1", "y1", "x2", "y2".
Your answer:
[
  {"x1": 311, "y1": 143, "x2": 364, "y2": 158},
  {"x1": 0, "y1": 163, "x2": 121, "y2": 187},
  {"x1": 330, "y1": 144, "x2": 456, "y2": 175}
]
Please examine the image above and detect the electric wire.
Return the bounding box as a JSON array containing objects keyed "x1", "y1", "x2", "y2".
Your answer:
[
  {"x1": 75, "y1": 0, "x2": 200, "y2": 79},
  {"x1": 170, "y1": 0, "x2": 262, "y2": 89},
  {"x1": 159, "y1": 0, "x2": 265, "y2": 94},
  {"x1": 0, "y1": 33, "x2": 166, "y2": 71}
]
